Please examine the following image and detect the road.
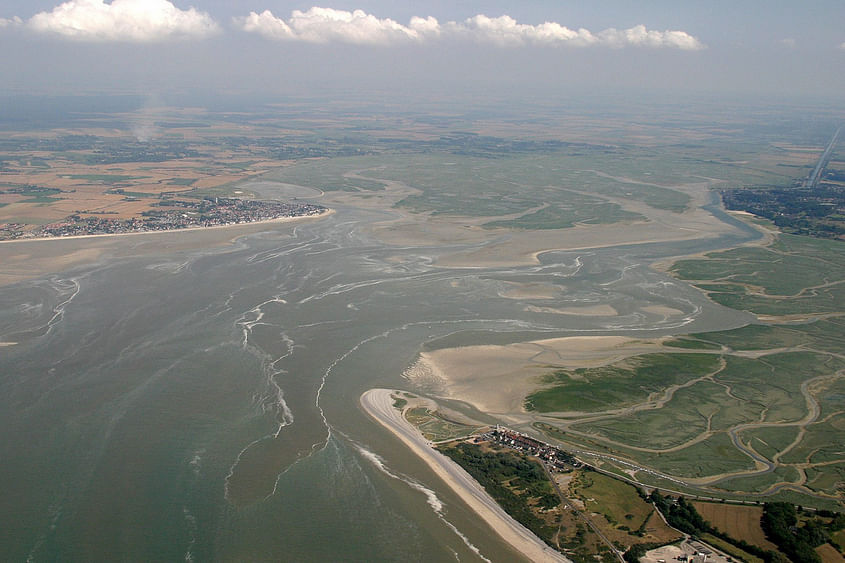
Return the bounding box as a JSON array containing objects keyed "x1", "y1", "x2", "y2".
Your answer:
[
  {"x1": 542, "y1": 464, "x2": 625, "y2": 562},
  {"x1": 360, "y1": 388, "x2": 569, "y2": 563},
  {"x1": 805, "y1": 125, "x2": 842, "y2": 189}
]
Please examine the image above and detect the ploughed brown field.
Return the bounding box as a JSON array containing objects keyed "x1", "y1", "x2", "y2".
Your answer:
[
  {"x1": 692, "y1": 501, "x2": 778, "y2": 552},
  {"x1": 816, "y1": 542, "x2": 845, "y2": 563}
]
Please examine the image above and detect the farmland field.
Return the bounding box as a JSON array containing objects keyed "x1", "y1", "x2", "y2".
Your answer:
[{"x1": 692, "y1": 502, "x2": 778, "y2": 552}]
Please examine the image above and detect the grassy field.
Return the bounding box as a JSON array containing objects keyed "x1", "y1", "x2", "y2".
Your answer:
[
  {"x1": 700, "y1": 533, "x2": 766, "y2": 563},
  {"x1": 739, "y1": 426, "x2": 800, "y2": 461},
  {"x1": 635, "y1": 432, "x2": 756, "y2": 477},
  {"x1": 831, "y1": 528, "x2": 845, "y2": 551},
  {"x1": 403, "y1": 407, "x2": 481, "y2": 442},
  {"x1": 804, "y1": 463, "x2": 845, "y2": 493},
  {"x1": 569, "y1": 469, "x2": 682, "y2": 547},
  {"x1": 524, "y1": 353, "x2": 721, "y2": 413},
  {"x1": 780, "y1": 416, "x2": 845, "y2": 465},
  {"x1": 670, "y1": 234, "x2": 845, "y2": 316}
]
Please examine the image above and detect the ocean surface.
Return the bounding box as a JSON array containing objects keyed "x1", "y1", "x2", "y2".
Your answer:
[{"x1": 0, "y1": 183, "x2": 757, "y2": 561}]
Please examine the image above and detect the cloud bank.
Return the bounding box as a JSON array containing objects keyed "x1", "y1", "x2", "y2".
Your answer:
[
  {"x1": 26, "y1": 0, "x2": 219, "y2": 42},
  {"x1": 5, "y1": 3, "x2": 704, "y2": 49},
  {"x1": 235, "y1": 8, "x2": 705, "y2": 50}
]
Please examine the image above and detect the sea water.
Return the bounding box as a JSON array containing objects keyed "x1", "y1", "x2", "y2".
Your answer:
[{"x1": 0, "y1": 187, "x2": 757, "y2": 561}]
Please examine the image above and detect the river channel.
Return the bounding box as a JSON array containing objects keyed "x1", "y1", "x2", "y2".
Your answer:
[{"x1": 0, "y1": 181, "x2": 757, "y2": 561}]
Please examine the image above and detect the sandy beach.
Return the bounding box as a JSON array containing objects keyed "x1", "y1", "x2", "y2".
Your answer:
[{"x1": 360, "y1": 388, "x2": 569, "y2": 563}]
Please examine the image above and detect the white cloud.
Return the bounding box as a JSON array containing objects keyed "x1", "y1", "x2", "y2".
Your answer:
[
  {"x1": 450, "y1": 15, "x2": 599, "y2": 47},
  {"x1": 840, "y1": 42, "x2": 845, "y2": 50},
  {"x1": 235, "y1": 7, "x2": 437, "y2": 45},
  {"x1": 236, "y1": 8, "x2": 705, "y2": 50},
  {"x1": 780, "y1": 38, "x2": 796, "y2": 48},
  {"x1": 0, "y1": 16, "x2": 23, "y2": 27},
  {"x1": 597, "y1": 25, "x2": 704, "y2": 50},
  {"x1": 27, "y1": 0, "x2": 219, "y2": 42}
]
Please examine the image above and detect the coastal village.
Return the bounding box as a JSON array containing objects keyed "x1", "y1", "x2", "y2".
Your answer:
[
  {"x1": 0, "y1": 197, "x2": 326, "y2": 240},
  {"x1": 483, "y1": 426, "x2": 582, "y2": 473},
  {"x1": 372, "y1": 389, "x2": 793, "y2": 563}
]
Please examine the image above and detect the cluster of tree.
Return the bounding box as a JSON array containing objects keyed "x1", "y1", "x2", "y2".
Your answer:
[
  {"x1": 721, "y1": 186, "x2": 845, "y2": 239},
  {"x1": 760, "y1": 502, "x2": 845, "y2": 563},
  {"x1": 438, "y1": 443, "x2": 558, "y2": 547}
]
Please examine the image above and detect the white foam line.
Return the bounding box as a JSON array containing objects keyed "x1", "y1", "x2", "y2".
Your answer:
[
  {"x1": 42, "y1": 276, "x2": 81, "y2": 336},
  {"x1": 225, "y1": 300, "x2": 298, "y2": 502},
  {"x1": 353, "y1": 442, "x2": 492, "y2": 563},
  {"x1": 297, "y1": 270, "x2": 453, "y2": 305}
]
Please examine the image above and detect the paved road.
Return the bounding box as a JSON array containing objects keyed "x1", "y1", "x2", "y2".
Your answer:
[{"x1": 360, "y1": 388, "x2": 569, "y2": 563}]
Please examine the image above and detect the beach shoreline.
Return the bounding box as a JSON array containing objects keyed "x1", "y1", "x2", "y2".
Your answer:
[{"x1": 359, "y1": 388, "x2": 569, "y2": 563}]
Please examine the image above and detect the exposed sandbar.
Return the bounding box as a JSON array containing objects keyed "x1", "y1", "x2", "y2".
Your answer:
[{"x1": 405, "y1": 336, "x2": 667, "y2": 415}]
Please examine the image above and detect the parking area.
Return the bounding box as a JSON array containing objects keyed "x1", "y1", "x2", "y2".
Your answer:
[{"x1": 642, "y1": 539, "x2": 734, "y2": 563}]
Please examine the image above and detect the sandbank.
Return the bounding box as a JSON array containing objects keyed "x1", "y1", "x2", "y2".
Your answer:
[
  {"x1": 360, "y1": 388, "x2": 568, "y2": 563},
  {"x1": 406, "y1": 336, "x2": 666, "y2": 415},
  {"x1": 641, "y1": 305, "x2": 684, "y2": 318},
  {"x1": 525, "y1": 304, "x2": 618, "y2": 316},
  {"x1": 499, "y1": 282, "x2": 564, "y2": 300}
]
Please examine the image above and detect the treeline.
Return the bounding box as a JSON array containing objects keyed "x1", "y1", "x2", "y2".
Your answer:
[
  {"x1": 438, "y1": 442, "x2": 559, "y2": 547},
  {"x1": 643, "y1": 492, "x2": 780, "y2": 562},
  {"x1": 761, "y1": 502, "x2": 845, "y2": 563},
  {"x1": 628, "y1": 493, "x2": 845, "y2": 563}
]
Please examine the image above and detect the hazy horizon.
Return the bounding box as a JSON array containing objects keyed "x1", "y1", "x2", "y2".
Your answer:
[{"x1": 0, "y1": 1, "x2": 843, "y2": 103}]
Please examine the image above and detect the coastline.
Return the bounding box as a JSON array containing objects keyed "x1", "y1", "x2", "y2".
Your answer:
[
  {"x1": 359, "y1": 388, "x2": 569, "y2": 563},
  {"x1": 0, "y1": 209, "x2": 334, "y2": 287},
  {"x1": 0, "y1": 208, "x2": 334, "y2": 245}
]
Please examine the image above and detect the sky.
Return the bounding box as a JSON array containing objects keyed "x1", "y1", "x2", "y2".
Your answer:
[{"x1": 0, "y1": 1, "x2": 844, "y2": 104}]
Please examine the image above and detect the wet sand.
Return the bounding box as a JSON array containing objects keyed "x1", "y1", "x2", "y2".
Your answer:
[
  {"x1": 405, "y1": 336, "x2": 668, "y2": 415},
  {"x1": 0, "y1": 210, "x2": 333, "y2": 287}
]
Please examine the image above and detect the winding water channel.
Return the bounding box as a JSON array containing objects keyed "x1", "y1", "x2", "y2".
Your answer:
[{"x1": 0, "y1": 182, "x2": 759, "y2": 561}]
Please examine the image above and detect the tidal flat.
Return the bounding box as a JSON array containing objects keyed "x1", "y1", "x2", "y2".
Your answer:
[
  {"x1": 1, "y1": 102, "x2": 839, "y2": 560},
  {"x1": 0, "y1": 176, "x2": 758, "y2": 561}
]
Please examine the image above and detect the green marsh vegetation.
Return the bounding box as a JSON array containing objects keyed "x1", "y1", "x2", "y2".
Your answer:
[
  {"x1": 267, "y1": 151, "x2": 700, "y2": 227},
  {"x1": 524, "y1": 353, "x2": 721, "y2": 413},
  {"x1": 403, "y1": 408, "x2": 481, "y2": 442},
  {"x1": 527, "y1": 232, "x2": 845, "y2": 504},
  {"x1": 671, "y1": 234, "x2": 845, "y2": 316}
]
